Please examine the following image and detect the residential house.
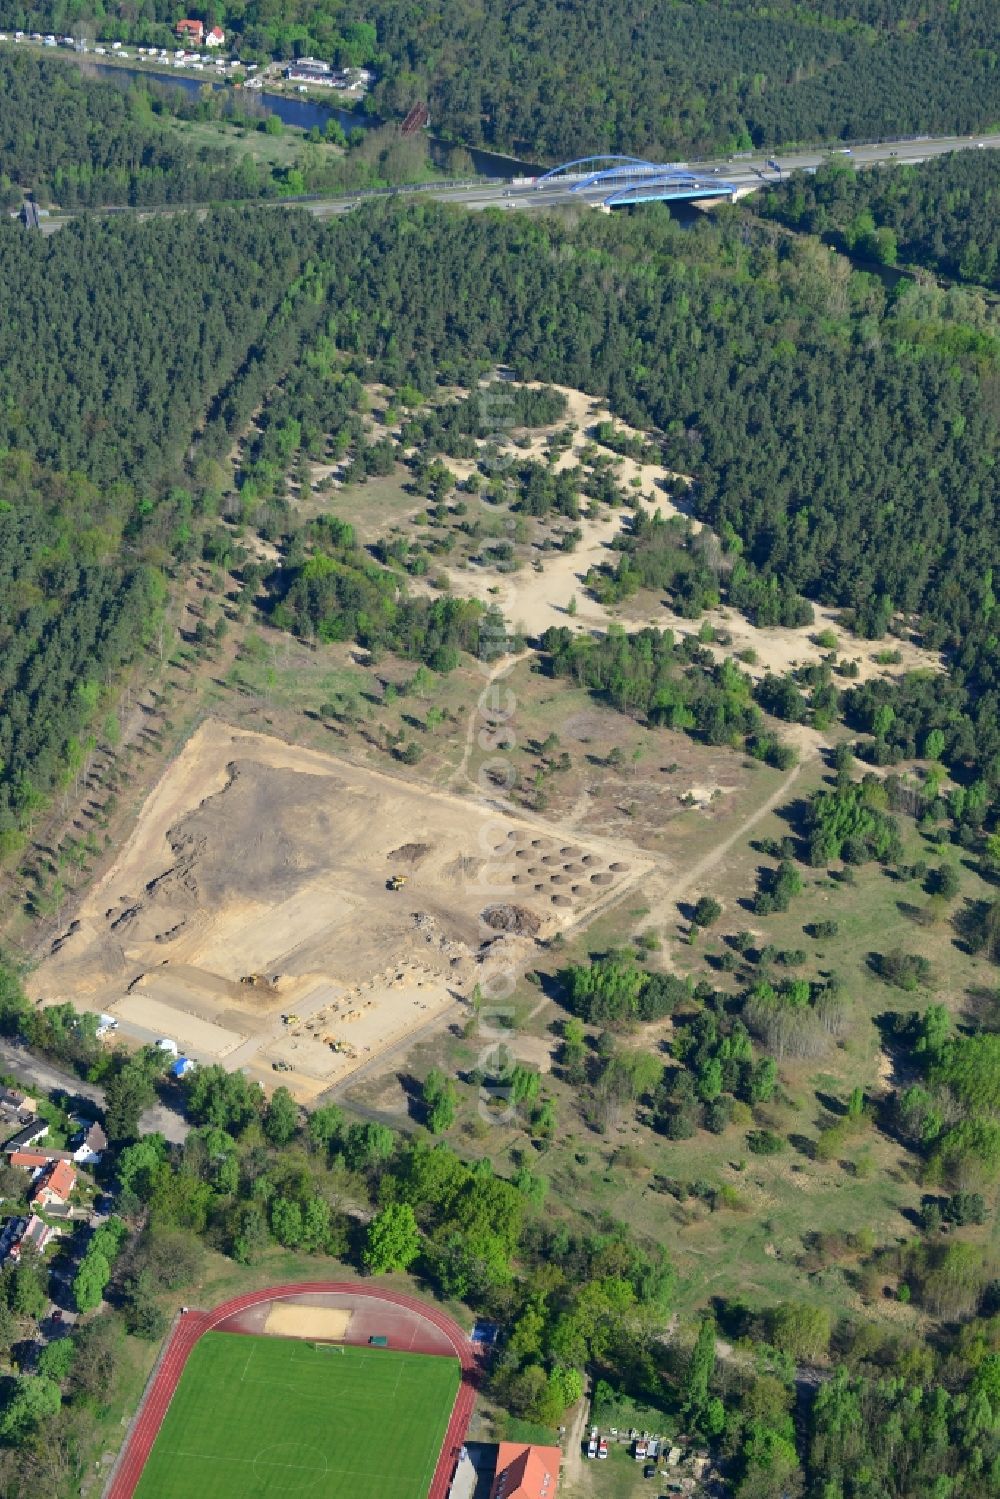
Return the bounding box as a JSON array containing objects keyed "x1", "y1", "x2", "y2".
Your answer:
[
  {"x1": 0, "y1": 1087, "x2": 37, "y2": 1118},
  {"x1": 9, "y1": 1214, "x2": 55, "y2": 1261},
  {"x1": 9, "y1": 1147, "x2": 74, "y2": 1170},
  {"x1": 31, "y1": 1160, "x2": 76, "y2": 1210},
  {"x1": 72, "y1": 1121, "x2": 107, "y2": 1166},
  {"x1": 491, "y1": 1442, "x2": 561, "y2": 1499},
  {"x1": 9, "y1": 1150, "x2": 56, "y2": 1176},
  {"x1": 175, "y1": 18, "x2": 204, "y2": 43},
  {"x1": 205, "y1": 25, "x2": 225, "y2": 46},
  {"x1": 3, "y1": 1120, "x2": 49, "y2": 1155}
]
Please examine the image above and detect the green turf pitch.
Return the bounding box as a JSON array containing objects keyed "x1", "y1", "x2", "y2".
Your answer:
[{"x1": 133, "y1": 1332, "x2": 461, "y2": 1499}]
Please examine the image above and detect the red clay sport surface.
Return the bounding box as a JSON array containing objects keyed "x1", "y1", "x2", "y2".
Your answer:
[{"x1": 104, "y1": 1282, "x2": 479, "y2": 1499}]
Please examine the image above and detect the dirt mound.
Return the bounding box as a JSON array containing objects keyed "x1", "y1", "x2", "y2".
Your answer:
[
  {"x1": 388, "y1": 842, "x2": 431, "y2": 865},
  {"x1": 480, "y1": 903, "x2": 542, "y2": 937}
]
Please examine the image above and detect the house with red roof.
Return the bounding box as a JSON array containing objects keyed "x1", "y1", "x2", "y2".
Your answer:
[
  {"x1": 175, "y1": 18, "x2": 204, "y2": 43},
  {"x1": 31, "y1": 1159, "x2": 76, "y2": 1209},
  {"x1": 205, "y1": 24, "x2": 225, "y2": 46},
  {"x1": 9, "y1": 1148, "x2": 74, "y2": 1171},
  {"x1": 491, "y1": 1442, "x2": 561, "y2": 1499},
  {"x1": 9, "y1": 1150, "x2": 54, "y2": 1171}
]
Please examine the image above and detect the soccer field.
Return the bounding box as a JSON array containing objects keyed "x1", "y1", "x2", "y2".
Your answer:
[{"x1": 132, "y1": 1332, "x2": 462, "y2": 1499}]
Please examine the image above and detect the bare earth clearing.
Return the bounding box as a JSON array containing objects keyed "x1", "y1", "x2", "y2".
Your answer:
[
  {"x1": 30, "y1": 719, "x2": 650, "y2": 1098},
  {"x1": 420, "y1": 384, "x2": 942, "y2": 687}
]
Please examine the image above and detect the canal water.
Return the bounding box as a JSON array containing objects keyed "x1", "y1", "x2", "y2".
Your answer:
[{"x1": 82, "y1": 59, "x2": 536, "y2": 179}]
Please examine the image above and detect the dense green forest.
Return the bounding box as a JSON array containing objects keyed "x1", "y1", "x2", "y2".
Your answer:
[
  {"x1": 0, "y1": 52, "x2": 443, "y2": 208},
  {"x1": 0, "y1": 209, "x2": 326, "y2": 483},
  {"x1": 0, "y1": 453, "x2": 160, "y2": 854},
  {"x1": 757, "y1": 151, "x2": 1000, "y2": 290},
  {"x1": 0, "y1": 0, "x2": 997, "y2": 157}
]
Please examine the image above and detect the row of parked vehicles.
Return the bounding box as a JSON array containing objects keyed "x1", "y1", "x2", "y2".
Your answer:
[{"x1": 585, "y1": 1427, "x2": 608, "y2": 1459}]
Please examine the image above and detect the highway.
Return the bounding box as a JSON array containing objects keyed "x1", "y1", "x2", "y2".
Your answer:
[{"x1": 27, "y1": 130, "x2": 1000, "y2": 233}]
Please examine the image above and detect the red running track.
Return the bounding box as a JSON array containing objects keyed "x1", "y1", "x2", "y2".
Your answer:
[{"x1": 105, "y1": 1281, "x2": 479, "y2": 1499}]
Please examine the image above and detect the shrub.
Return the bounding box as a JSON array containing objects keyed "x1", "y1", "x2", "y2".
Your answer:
[
  {"x1": 747, "y1": 1129, "x2": 786, "y2": 1156},
  {"x1": 874, "y1": 949, "x2": 933, "y2": 991}
]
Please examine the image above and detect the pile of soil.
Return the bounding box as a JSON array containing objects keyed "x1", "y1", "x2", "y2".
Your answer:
[
  {"x1": 480, "y1": 903, "x2": 542, "y2": 937},
  {"x1": 388, "y1": 842, "x2": 431, "y2": 864}
]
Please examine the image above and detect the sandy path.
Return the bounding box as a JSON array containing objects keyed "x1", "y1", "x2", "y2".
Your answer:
[{"x1": 561, "y1": 1381, "x2": 593, "y2": 1496}]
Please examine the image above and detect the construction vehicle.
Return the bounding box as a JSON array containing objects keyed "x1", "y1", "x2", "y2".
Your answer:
[
  {"x1": 241, "y1": 973, "x2": 277, "y2": 989},
  {"x1": 272, "y1": 1060, "x2": 291, "y2": 1072},
  {"x1": 281, "y1": 1013, "x2": 300, "y2": 1026},
  {"x1": 387, "y1": 874, "x2": 407, "y2": 891},
  {"x1": 328, "y1": 1039, "x2": 357, "y2": 1058}
]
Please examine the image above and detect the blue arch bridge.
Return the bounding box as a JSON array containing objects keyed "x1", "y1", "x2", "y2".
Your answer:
[{"x1": 534, "y1": 156, "x2": 741, "y2": 206}]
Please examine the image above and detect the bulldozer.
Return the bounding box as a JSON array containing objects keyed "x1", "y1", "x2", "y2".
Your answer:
[{"x1": 387, "y1": 874, "x2": 407, "y2": 891}]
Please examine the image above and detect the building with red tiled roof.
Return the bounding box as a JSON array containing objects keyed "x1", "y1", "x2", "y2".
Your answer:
[
  {"x1": 491, "y1": 1442, "x2": 561, "y2": 1499},
  {"x1": 10, "y1": 1147, "x2": 74, "y2": 1170},
  {"x1": 9, "y1": 1150, "x2": 54, "y2": 1170},
  {"x1": 175, "y1": 18, "x2": 204, "y2": 41},
  {"x1": 31, "y1": 1159, "x2": 76, "y2": 1209}
]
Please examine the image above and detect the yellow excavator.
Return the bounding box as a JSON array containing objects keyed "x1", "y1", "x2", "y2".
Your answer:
[{"x1": 387, "y1": 874, "x2": 407, "y2": 891}]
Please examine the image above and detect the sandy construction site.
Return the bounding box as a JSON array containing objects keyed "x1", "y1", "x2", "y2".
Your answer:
[{"x1": 31, "y1": 720, "x2": 648, "y2": 1098}]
